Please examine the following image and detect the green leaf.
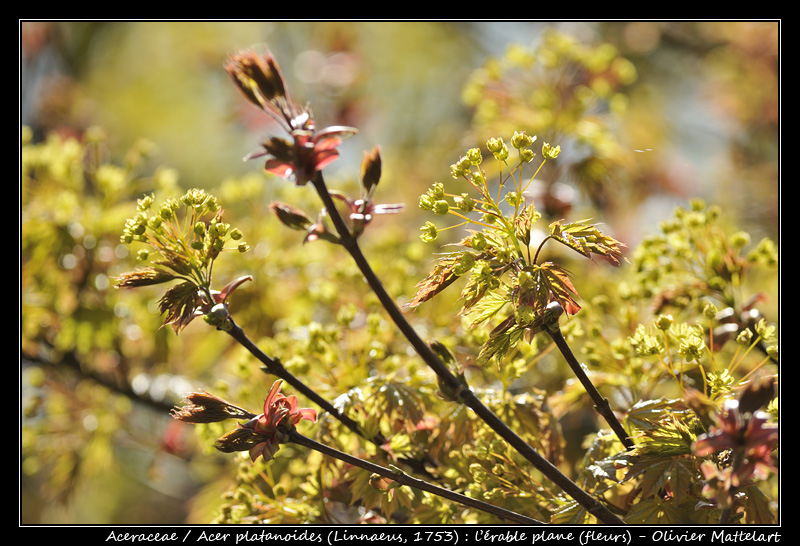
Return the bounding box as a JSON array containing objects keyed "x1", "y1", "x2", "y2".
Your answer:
[
  {"x1": 374, "y1": 379, "x2": 427, "y2": 428},
  {"x1": 624, "y1": 398, "x2": 688, "y2": 433},
  {"x1": 389, "y1": 432, "x2": 413, "y2": 454},
  {"x1": 624, "y1": 497, "x2": 683, "y2": 524},
  {"x1": 549, "y1": 218, "x2": 627, "y2": 266},
  {"x1": 741, "y1": 483, "x2": 777, "y2": 524},
  {"x1": 631, "y1": 457, "x2": 672, "y2": 499},
  {"x1": 514, "y1": 204, "x2": 539, "y2": 247},
  {"x1": 667, "y1": 458, "x2": 696, "y2": 503},
  {"x1": 477, "y1": 315, "x2": 528, "y2": 366},
  {"x1": 550, "y1": 500, "x2": 590, "y2": 524},
  {"x1": 461, "y1": 286, "x2": 510, "y2": 329}
]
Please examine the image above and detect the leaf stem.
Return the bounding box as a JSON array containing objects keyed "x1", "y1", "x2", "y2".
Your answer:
[{"x1": 533, "y1": 235, "x2": 553, "y2": 265}]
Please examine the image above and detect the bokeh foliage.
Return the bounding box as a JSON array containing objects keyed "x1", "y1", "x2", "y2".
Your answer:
[{"x1": 21, "y1": 21, "x2": 778, "y2": 524}]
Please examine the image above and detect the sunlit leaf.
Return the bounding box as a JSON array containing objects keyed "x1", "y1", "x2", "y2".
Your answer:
[
  {"x1": 461, "y1": 286, "x2": 510, "y2": 329},
  {"x1": 529, "y1": 262, "x2": 581, "y2": 316},
  {"x1": 477, "y1": 315, "x2": 529, "y2": 366},
  {"x1": 514, "y1": 204, "x2": 539, "y2": 247},
  {"x1": 632, "y1": 415, "x2": 697, "y2": 458},
  {"x1": 549, "y1": 218, "x2": 627, "y2": 266},
  {"x1": 407, "y1": 254, "x2": 461, "y2": 308},
  {"x1": 157, "y1": 281, "x2": 200, "y2": 333},
  {"x1": 624, "y1": 398, "x2": 689, "y2": 433},
  {"x1": 550, "y1": 500, "x2": 590, "y2": 524},
  {"x1": 389, "y1": 432, "x2": 413, "y2": 454}
]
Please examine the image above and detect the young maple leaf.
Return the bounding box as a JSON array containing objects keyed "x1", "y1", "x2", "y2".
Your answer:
[
  {"x1": 407, "y1": 254, "x2": 462, "y2": 309},
  {"x1": 549, "y1": 218, "x2": 627, "y2": 266},
  {"x1": 517, "y1": 262, "x2": 582, "y2": 318}
]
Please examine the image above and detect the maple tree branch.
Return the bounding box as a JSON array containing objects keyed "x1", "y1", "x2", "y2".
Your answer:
[
  {"x1": 543, "y1": 307, "x2": 634, "y2": 450},
  {"x1": 311, "y1": 172, "x2": 625, "y2": 525},
  {"x1": 288, "y1": 429, "x2": 544, "y2": 525}
]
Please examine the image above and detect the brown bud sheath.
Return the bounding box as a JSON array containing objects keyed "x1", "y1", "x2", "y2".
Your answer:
[
  {"x1": 171, "y1": 391, "x2": 256, "y2": 424},
  {"x1": 270, "y1": 202, "x2": 313, "y2": 231},
  {"x1": 360, "y1": 147, "x2": 382, "y2": 194}
]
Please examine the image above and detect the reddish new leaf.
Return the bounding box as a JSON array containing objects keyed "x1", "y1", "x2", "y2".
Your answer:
[
  {"x1": 530, "y1": 262, "x2": 582, "y2": 316},
  {"x1": 407, "y1": 255, "x2": 461, "y2": 309},
  {"x1": 158, "y1": 281, "x2": 201, "y2": 333}
]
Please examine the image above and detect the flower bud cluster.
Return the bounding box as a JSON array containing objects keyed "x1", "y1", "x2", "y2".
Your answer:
[
  {"x1": 121, "y1": 188, "x2": 249, "y2": 265},
  {"x1": 632, "y1": 200, "x2": 778, "y2": 317},
  {"x1": 418, "y1": 132, "x2": 559, "y2": 246},
  {"x1": 117, "y1": 189, "x2": 251, "y2": 333}
]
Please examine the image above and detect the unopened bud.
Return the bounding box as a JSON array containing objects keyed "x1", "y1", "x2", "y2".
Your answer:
[
  {"x1": 656, "y1": 314, "x2": 674, "y2": 331},
  {"x1": 466, "y1": 148, "x2": 483, "y2": 164},
  {"x1": 171, "y1": 391, "x2": 256, "y2": 424},
  {"x1": 433, "y1": 200, "x2": 450, "y2": 216},
  {"x1": 486, "y1": 137, "x2": 508, "y2": 160},
  {"x1": 360, "y1": 147, "x2": 382, "y2": 194},
  {"x1": 542, "y1": 142, "x2": 561, "y2": 160},
  {"x1": 511, "y1": 131, "x2": 535, "y2": 149},
  {"x1": 270, "y1": 202, "x2": 313, "y2": 231}
]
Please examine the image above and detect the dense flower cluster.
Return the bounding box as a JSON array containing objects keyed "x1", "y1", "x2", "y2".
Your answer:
[
  {"x1": 116, "y1": 189, "x2": 251, "y2": 332},
  {"x1": 411, "y1": 132, "x2": 625, "y2": 366}
]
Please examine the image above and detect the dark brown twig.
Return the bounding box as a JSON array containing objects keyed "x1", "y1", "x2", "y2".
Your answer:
[
  {"x1": 542, "y1": 302, "x2": 634, "y2": 450},
  {"x1": 225, "y1": 318, "x2": 382, "y2": 446},
  {"x1": 224, "y1": 318, "x2": 438, "y2": 479},
  {"x1": 287, "y1": 429, "x2": 543, "y2": 525}
]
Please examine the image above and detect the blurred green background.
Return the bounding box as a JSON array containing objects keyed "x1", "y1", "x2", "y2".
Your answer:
[{"x1": 20, "y1": 21, "x2": 779, "y2": 524}]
